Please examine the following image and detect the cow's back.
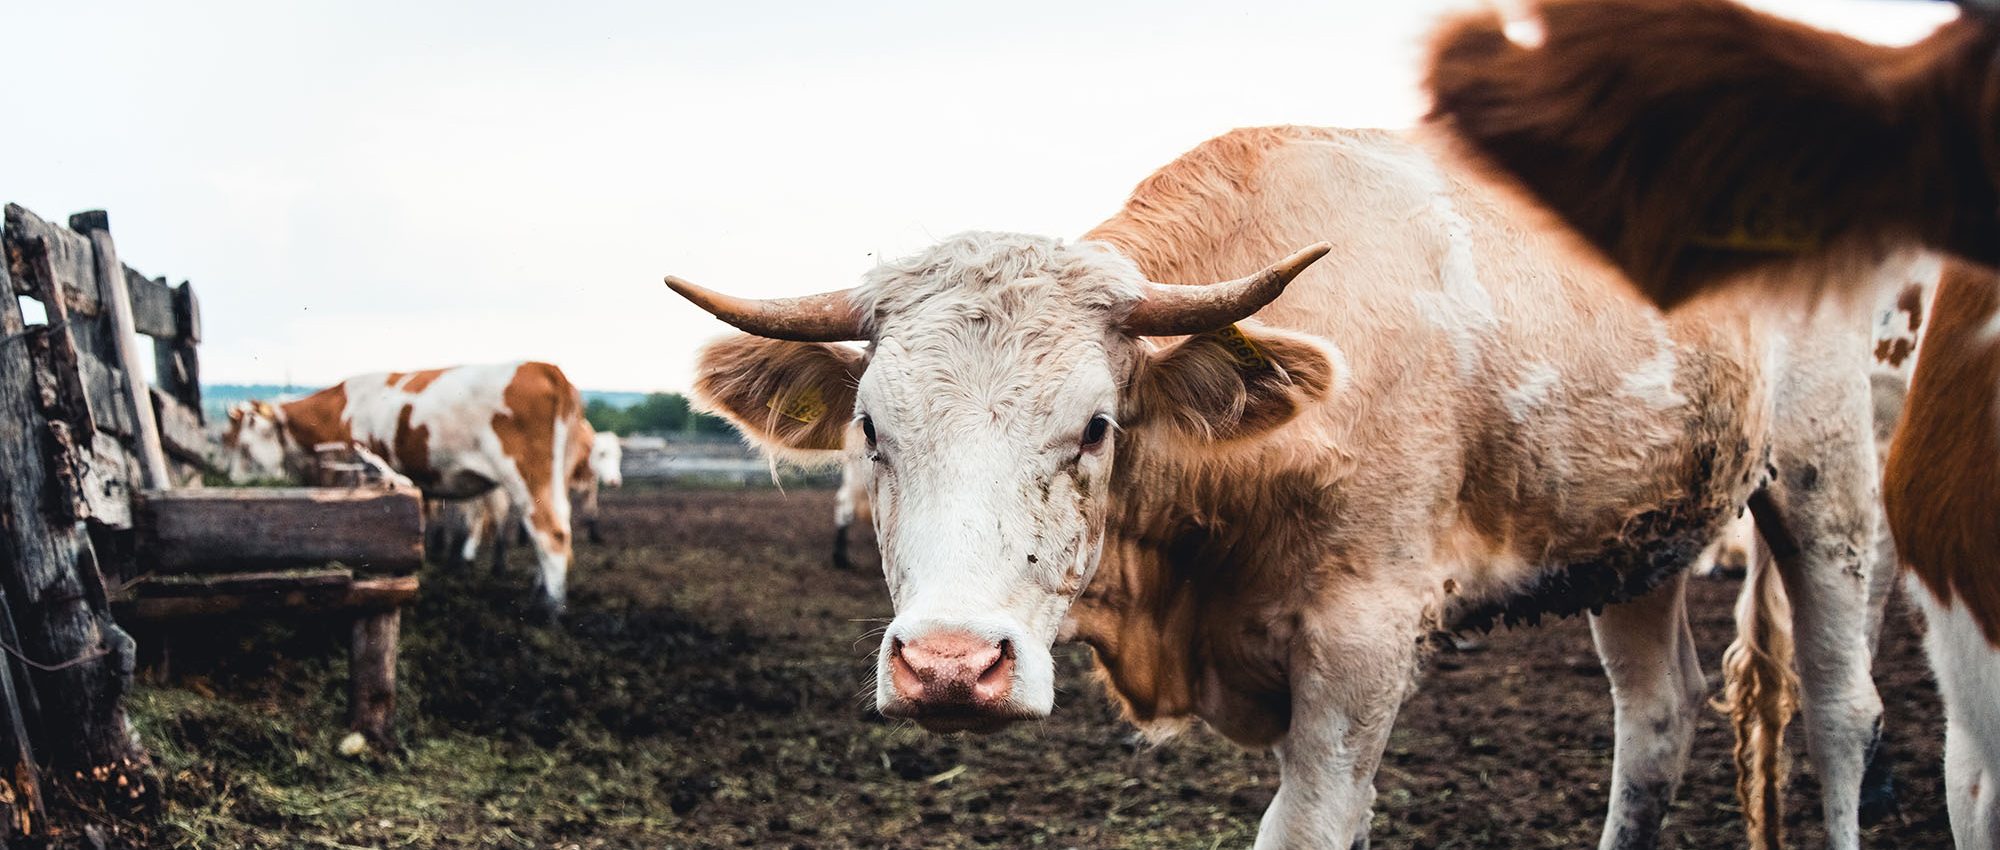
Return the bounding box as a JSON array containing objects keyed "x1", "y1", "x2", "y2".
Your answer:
[
  {"x1": 1090, "y1": 126, "x2": 1773, "y2": 587},
  {"x1": 342, "y1": 361, "x2": 581, "y2": 498}
]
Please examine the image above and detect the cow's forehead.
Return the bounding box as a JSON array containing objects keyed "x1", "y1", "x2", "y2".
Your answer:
[
  {"x1": 856, "y1": 232, "x2": 1144, "y2": 332},
  {"x1": 861, "y1": 331, "x2": 1120, "y2": 437},
  {"x1": 854, "y1": 233, "x2": 1140, "y2": 435}
]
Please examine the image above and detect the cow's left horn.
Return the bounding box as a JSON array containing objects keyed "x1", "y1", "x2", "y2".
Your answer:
[
  {"x1": 1121, "y1": 242, "x2": 1332, "y2": 337},
  {"x1": 664, "y1": 276, "x2": 867, "y2": 342}
]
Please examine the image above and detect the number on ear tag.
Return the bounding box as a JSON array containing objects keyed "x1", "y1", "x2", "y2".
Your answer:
[{"x1": 1213, "y1": 324, "x2": 1269, "y2": 370}]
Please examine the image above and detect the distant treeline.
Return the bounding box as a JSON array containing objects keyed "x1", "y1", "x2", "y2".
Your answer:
[
  {"x1": 583, "y1": 393, "x2": 734, "y2": 437},
  {"x1": 204, "y1": 384, "x2": 729, "y2": 437}
]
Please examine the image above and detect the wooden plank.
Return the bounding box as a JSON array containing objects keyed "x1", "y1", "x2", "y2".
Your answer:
[
  {"x1": 0, "y1": 220, "x2": 44, "y2": 839},
  {"x1": 135, "y1": 487, "x2": 424, "y2": 575},
  {"x1": 72, "y1": 213, "x2": 169, "y2": 490},
  {"x1": 65, "y1": 320, "x2": 132, "y2": 438},
  {"x1": 0, "y1": 207, "x2": 151, "y2": 824},
  {"x1": 114, "y1": 575, "x2": 417, "y2": 621},
  {"x1": 349, "y1": 609, "x2": 400, "y2": 745},
  {"x1": 115, "y1": 567, "x2": 352, "y2": 599},
  {"x1": 79, "y1": 431, "x2": 134, "y2": 530},
  {"x1": 5, "y1": 214, "x2": 95, "y2": 438},
  {"x1": 176, "y1": 282, "x2": 200, "y2": 345},
  {"x1": 2, "y1": 206, "x2": 98, "y2": 317},
  {"x1": 124, "y1": 269, "x2": 176, "y2": 340},
  {"x1": 24, "y1": 330, "x2": 93, "y2": 524},
  {"x1": 165, "y1": 282, "x2": 202, "y2": 415},
  {"x1": 150, "y1": 389, "x2": 216, "y2": 471}
]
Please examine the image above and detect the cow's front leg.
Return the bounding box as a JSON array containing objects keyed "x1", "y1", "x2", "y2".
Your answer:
[
  {"x1": 1256, "y1": 601, "x2": 1421, "y2": 850},
  {"x1": 1590, "y1": 572, "x2": 1703, "y2": 850}
]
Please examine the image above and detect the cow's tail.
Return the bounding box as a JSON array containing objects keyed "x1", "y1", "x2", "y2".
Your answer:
[{"x1": 1718, "y1": 534, "x2": 1798, "y2": 850}]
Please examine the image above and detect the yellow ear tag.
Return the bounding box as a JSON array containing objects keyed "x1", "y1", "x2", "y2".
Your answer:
[
  {"x1": 1213, "y1": 324, "x2": 1269, "y2": 370},
  {"x1": 768, "y1": 385, "x2": 827, "y2": 425}
]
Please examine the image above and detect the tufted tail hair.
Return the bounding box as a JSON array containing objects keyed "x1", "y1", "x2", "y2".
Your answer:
[{"x1": 1717, "y1": 533, "x2": 1797, "y2": 850}]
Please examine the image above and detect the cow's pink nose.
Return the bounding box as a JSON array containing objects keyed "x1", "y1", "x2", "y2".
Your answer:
[{"x1": 888, "y1": 631, "x2": 1014, "y2": 709}]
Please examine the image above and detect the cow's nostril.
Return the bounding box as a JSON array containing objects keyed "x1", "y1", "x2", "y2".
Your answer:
[
  {"x1": 888, "y1": 637, "x2": 924, "y2": 699},
  {"x1": 980, "y1": 640, "x2": 1011, "y2": 680},
  {"x1": 972, "y1": 639, "x2": 1014, "y2": 703}
]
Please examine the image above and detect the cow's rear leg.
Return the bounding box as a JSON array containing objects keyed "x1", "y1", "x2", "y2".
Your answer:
[
  {"x1": 1755, "y1": 459, "x2": 1883, "y2": 849},
  {"x1": 1856, "y1": 510, "x2": 1904, "y2": 825},
  {"x1": 1590, "y1": 572, "x2": 1703, "y2": 850},
  {"x1": 1946, "y1": 716, "x2": 2000, "y2": 850},
  {"x1": 1912, "y1": 582, "x2": 2000, "y2": 849}
]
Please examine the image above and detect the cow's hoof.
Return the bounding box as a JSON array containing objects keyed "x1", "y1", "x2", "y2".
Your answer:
[
  {"x1": 527, "y1": 599, "x2": 565, "y2": 626},
  {"x1": 1858, "y1": 752, "x2": 1900, "y2": 826}
]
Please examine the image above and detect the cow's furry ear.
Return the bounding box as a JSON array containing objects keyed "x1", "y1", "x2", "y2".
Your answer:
[
  {"x1": 692, "y1": 335, "x2": 865, "y2": 460},
  {"x1": 1131, "y1": 323, "x2": 1336, "y2": 444}
]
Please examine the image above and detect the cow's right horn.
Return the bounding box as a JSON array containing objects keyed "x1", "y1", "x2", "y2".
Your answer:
[
  {"x1": 664, "y1": 276, "x2": 867, "y2": 342},
  {"x1": 1121, "y1": 242, "x2": 1332, "y2": 337}
]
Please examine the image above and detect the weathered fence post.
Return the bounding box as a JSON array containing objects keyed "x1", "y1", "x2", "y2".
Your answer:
[
  {"x1": 69, "y1": 212, "x2": 169, "y2": 490},
  {"x1": 0, "y1": 204, "x2": 155, "y2": 834}
]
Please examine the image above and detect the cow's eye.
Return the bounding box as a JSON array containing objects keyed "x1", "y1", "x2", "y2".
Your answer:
[
  {"x1": 1080, "y1": 414, "x2": 1112, "y2": 452},
  {"x1": 860, "y1": 414, "x2": 878, "y2": 448}
]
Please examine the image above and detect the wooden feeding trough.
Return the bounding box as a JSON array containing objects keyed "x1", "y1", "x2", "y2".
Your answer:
[
  {"x1": 0, "y1": 205, "x2": 424, "y2": 838},
  {"x1": 119, "y1": 483, "x2": 424, "y2": 743}
]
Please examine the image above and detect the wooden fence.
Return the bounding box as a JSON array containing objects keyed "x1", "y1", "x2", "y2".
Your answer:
[{"x1": 0, "y1": 205, "x2": 423, "y2": 843}]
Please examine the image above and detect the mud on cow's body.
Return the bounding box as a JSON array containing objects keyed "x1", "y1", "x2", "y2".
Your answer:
[
  {"x1": 224, "y1": 361, "x2": 586, "y2": 614},
  {"x1": 672, "y1": 125, "x2": 1899, "y2": 849}
]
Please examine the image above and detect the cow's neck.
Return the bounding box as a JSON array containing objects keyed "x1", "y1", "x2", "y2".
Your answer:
[
  {"x1": 1068, "y1": 428, "x2": 1344, "y2": 746},
  {"x1": 278, "y1": 383, "x2": 355, "y2": 467}
]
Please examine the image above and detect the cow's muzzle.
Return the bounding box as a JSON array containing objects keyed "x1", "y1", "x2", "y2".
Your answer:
[{"x1": 879, "y1": 630, "x2": 1037, "y2": 732}]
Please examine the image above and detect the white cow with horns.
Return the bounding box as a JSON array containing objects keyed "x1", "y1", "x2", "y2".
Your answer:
[{"x1": 669, "y1": 126, "x2": 1901, "y2": 849}]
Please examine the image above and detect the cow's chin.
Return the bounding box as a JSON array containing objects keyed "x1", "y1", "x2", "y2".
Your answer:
[{"x1": 878, "y1": 699, "x2": 1047, "y2": 735}]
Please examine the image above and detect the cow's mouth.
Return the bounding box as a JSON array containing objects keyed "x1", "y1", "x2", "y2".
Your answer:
[{"x1": 879, "y1": 699, "x2": 1045, "y2": 734}]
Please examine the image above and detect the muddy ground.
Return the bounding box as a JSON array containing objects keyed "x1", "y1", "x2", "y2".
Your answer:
[{"x1": 127, "y1": 484, "x2": 1952, "y2": 848}]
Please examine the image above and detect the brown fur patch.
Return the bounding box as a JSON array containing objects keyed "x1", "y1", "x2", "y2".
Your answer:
[
  {"x1": 492, "y1": 362, "x2": 581, "y2": 556},
  {"x1": 1425, "y1": 0, "x2": 2000, "y2": 306},
  {"x1": 279, "y1": 383, "x2": 354, "y2": 449},
  {"x1": 1898, "y1": 284, "x2": 1926, "y2": 333},
  {"x1": 392, "y1": 404, "x2": 435, "y2": 486},
  {"x1": 691, "y1": 336, "x2": 865, "y2": 457},
  {"x1": 1874, "y1": 338, "x2": 1915, "y2": 368},
  {"x1": 1885, "y1": 260, "x2": 2000, "y2": 647},
  {"x1": 398, "y1": 368, "x2": 448, "y2": 394}
]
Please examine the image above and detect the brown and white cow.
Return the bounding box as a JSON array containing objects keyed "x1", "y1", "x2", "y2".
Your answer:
[
  {"x1": 668, "y1": 125, "x2": 1902, "y2": 849},
  {"x1": 224, "y1": 361, "x2": 586, "y2": 614},
  {"x1": 436, "y1": 416, "x2": 605, "y2": 569},
  {"x1": 1429, "y1": 2, "x2": 2000, "y2": 846}
]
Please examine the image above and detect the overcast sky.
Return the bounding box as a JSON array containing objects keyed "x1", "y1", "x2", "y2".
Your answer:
[{"x1": 7, "y1": 0, "x2": 1959, "y2": 392}]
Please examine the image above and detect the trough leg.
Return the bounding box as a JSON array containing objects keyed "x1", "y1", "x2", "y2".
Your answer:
[
  {"x1": 348, "y1": 608, "x2": 400, "y2": 746},
  {"x1": 1589, "y1": 573, "x2": 1704, "y2": 850}
]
